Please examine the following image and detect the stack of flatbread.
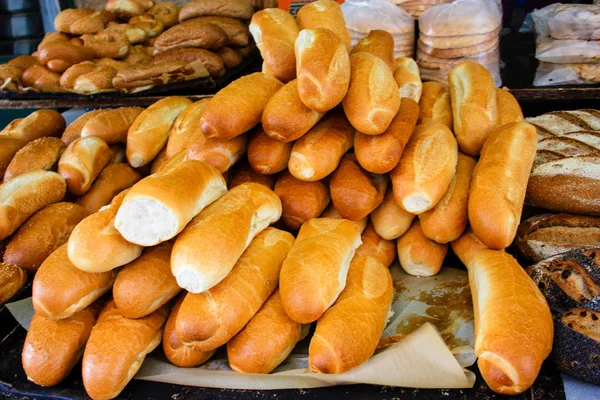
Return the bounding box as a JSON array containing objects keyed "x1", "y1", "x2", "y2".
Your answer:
[{"x1": 391, "y1": 0, "x2": 453, "y2": 20}]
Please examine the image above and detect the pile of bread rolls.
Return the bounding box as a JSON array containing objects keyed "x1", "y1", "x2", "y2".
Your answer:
[
  {"x1": 0, "y1": 0, "x2": 273, "y2": 94},
  {"x1": 0, "y1": 0, "x2": 556, "y2": 398}
]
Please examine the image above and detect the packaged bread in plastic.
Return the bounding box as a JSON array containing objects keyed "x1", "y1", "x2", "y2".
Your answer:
[
  {"x1": 534, "y1": 62, "x2": 600, "y2": 86},
  {"x1": 535, "y1": 37, "x2": 600, "y2": 64},
  {"x1": 395, "y1": 0, "x2": 454, "y2": 20},
  {"x1": 548, "y1": 4, "x2": 600, "y2": 40}
]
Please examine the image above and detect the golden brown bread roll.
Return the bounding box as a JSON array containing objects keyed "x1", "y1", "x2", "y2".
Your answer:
[
  {"x1": 61, "y1": 110, "x2": 105, "y2": 145},
  {"x1": 229, "y1": 162, "x2": 276, "y2": 189},
  {"x1": 390, "y1": 122, "x2": 458, "y2": 214},
  {"x1": 129, "y1": 14, "x2": 164, "y2": 39},
  {"x1": 22, "y1": 304, "x2": 100, "y2": 387},
  {"x1": 296, "y1": 0, "x2": 351, "y2": 51},
  {"x1": 58, "y1": 136, "x2": 112, "y2": 196},
  {"x1": 0, "y1": 262, "x2": 27, "y2": 305},
  {"x1": 216, "y1": 46, "x2": 242, "y2": 69},
  {"x1": 21, "y1": 65, "x2": 61, "y2": 89},
  {"x1": 154, "y1": 47, "x2": 225, "y2": 77},
  {"x1": 59, "y1": 61, "x2": 117, "y2": 93},
  {"x1": 354, "y1": 97, "x2": 419, "y2": 174},
  {"x1": 103, "y1": 23, "x2": 147, "y2": 46},
  {"x1": 3, "y1": 137, "x2": 65, "y2": 182},
  {"x1": 468, "y1": 122, "x2": 537, "y2": 250},
  {"x1": 419, "y1": 153, "x2": 476, "y2": 244},
  {"x1": 495, "y1": 88, "x2": 523, "y2": 127},
  {"x1": 8, "y1": 55, "x2": 40, "y2": 71},
  {"x1": 149, "y1": 2, "x2": 179, "y2": 28},
  {"x1": 262, "y1": 79, "x2": 324, "y2": 142},
  {"x1": 106, "y1": 0, "x2": 151, "y2": 19},
  {"x1": 153, "y1": 19, "x2": 228, "y2": 54},
  {"x1": 112, "y1": 60, "x2": 210, "y2": 91},
  {"x1": 179, "y1": 0, "x2": 254, "y2": 21},
  {"x1": 165, "y1": 98, "x2": 209, "y2": 158},
  {"x1": 354, "y1": 223, "x2": 396, "y2": 267},
  {"x1": 393, "y1": 57, "x2": 422, "y2": 102},
  {"x1": 320, "y1": 202, "x2": 368, "y2": 233},
  {"x1": 0, "y1": 138, "x2": 25, "y2": 181},
  {"x1": 274, "y1": 171, "x2": 330, "y2": 230},
  {"x1": 370, "y1": 188, "x2": 414, "y2": 240},
  {"x1": 330, "y1": 154, "x2": 388, "y2": 221},
  {"x1": 343, "y1": 52, "x2": 400, "y2": 135},
  {"x1": 1, "y1": 109, "x2": 65, "y2": 142},
  {"x1": 419, "y1": 81, "x2": 453, "y2": 129},
  {"x1": 397, "y1": 219, "x2": 448, "y2": 277},
  {"x1": 38, "y1": 41, "x2": 96, "y2": 73},
  {"x1": 81, "y1": 107, "x2": 144, "y2": 144},
  {"x1": 351, "y1": 30, "x2": 394, "y2": 71},
  {"x1": 191, "y1": 16, "x2": 249, "y2": 48},
  {"x1": 450, "y1": 226, "x2": 489, "y2": 267},
  {"x1": 247, "y1": 126, "x2": 292, "y2": 174},
  {"x1": 54, "y1": 9, "x2": 112, "y2": 35},
  {"x1": 295, "y1": 28, "x2": 350, "y2": 113},
  {"x1": 200, "y1": 72, "x2": 283, "y2": 139},
  {"x1": 186, "y1": 132, "x2": 248, "y2": 173}
]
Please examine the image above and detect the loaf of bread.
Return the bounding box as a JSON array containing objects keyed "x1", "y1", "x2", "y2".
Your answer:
[
  {"x1": 449, "y1": 61, "x2": 498, "y2": 156},
  {"x1": 164, "y1": 98, "x2": 209, "y2": 158},
  {"x1": 190, "y1": 16, "x2": 250, "y2": 48},
  {"x1": 295, "y1": 28, "x2": 351, "y2": 113},
  {"x1": 370, "y1": 189, "x2": 414, "y2": 240},
  {"x1": 54, "y1": 8, "x2": 112, "y2": 35},
  {"x1": 0, "y1": 138, "x2": 25, "y2": 181},
  {"x1": 274, "y1": 171, "x2": 330, "y2": 230},
  {"x1": 354, "y1": 97, "x2": 419, "y2": 174},
  {"x1": 288, "y1": 111, "x2": 354, "y2": 181},
  {"x1": 216, "y1": 46, "x2": 242, "y2": 69},
  {"x1": 58, "y1": 136, "x2": 111, "y2": 196},
  {"x1": 351, "y1": 30, "x2": 394, "y2": 71},
  {"x1": 32, "y1": 244, "x2": 116, "y2": 319},
  {"x1": 469, "y1": 122, "x2": 537, "y2": 250},
  {"x1": 115, "y1": 160, "x2": 227, "y2": 246},
  {"x1": 419, "y1": 81, "x2": 453, "y2": 129},
  {"x1": 1, "y1": 109, "x2": 65, "y2": 142},
  {"x1": 343, "y1": 52, "x2": 400, "y2": 135},
  {"x1": 3, "y1": 137, "x2": 66, "y2": 182},
  {"x1": 391, "y1": 122, "x2": 458, "y2": 214},
  {"x1": 186, "y1": 131, "x2": 248, "y2": 173},
  {"x1": 149, "y1": 2, "x2": 179, "y2": 28},
  {"x1": 495, "y1": 88, "x2": 523, "y2": 127},
  {"x1": 229, "y1": 162, "x2": 276, "y2": 189},
  {"x1": 320, "y1": 202, "x2": 368, "y2": 233},
  {"x1": 81, "y1": 107, "x2": 144, "y2": 144},
  {"x1": 201, "y1": 72, "x2": 283, "y2": 139},
  {"x1": 393, "y1": 58, "x2": 422, "y2": 102},
  {"x1": 153, "y1": 19, "x2": 228, "y2": 54},
  {"x1": 280, "y1": 218, "x2": 362, "y2": 323},
  {"x1": 38, "y1": 41, "x2": 95, "y2": 74},
  {"x1": 247, "y1": 126, "x2": 293, "y2": 174},
  {"x1": 61, "y1": 110, "x2": 105, "y2": 145},
  {"x1": 0, "y1": 262, "x2": 27, "y2": 305},
  {"x1": 179, "y1": 0, "x2": 253, "y2": 21},
  {"x1": 21, "y1": 65, "x2": 61, "y2": 90},
  {"x1": 296, "y1": 0, "x2": 351, "y2": 51},
  {"x1": 397, "y1": 220, "x2": 448, "y2": 277},
  {"x1": 353, "y1": 223, "x2": 396, "y2": 267},
  {"x1": 22, "y1": 303, "x2": 100, "y2": 387},
  {"x1": 450, "y1": 227, "x2": 489, "y2": 267},
  {"x1": 525, "y1": 109, "x2": 600, "y2": 141},
  {"x1": 171, "y1": 182, "x2": 282, "y2": 293},
  {"x1": 112, "y1": 60, "x2": 210, "y2": 91},
  {"x1": 155, "y1": 47, "x2": 225, "y2": 77}
]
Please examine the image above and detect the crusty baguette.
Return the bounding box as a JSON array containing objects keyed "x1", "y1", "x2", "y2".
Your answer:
[
  {"x1": 22, "y1": 303, "x2": 100, "y2": 387},
  {"x1": 390, "y1": 122, "x2": 458, "y2": 214},
  {"x1": 354, "y1": 97, "x2": 419, "y2": 174},
  {"x1": 495, "y1": 88, "x2": 523, "y2": 127},
  {"x1": 0, "y1": 109, "x2": 65, "y2": 142},
  {"x1": 60, "y1": 110, "x2": 105, "y2": 145},
  {"x1": 176, "y1": 228, "x2": 294, "y2": 351},
  {"x1": 165, "y1": 98, "x2": 209, "y2": 158},
  {"x1": 3, "y1": 137, "x2": 65, "y2": 182},
  {"x1": 352, "y1": 30, "x2": 394, "y2": 70},
  {"x1": 82, "y1": 301, "x2": 168, "y2": 400},
  {"x1": 468, "y1": 250, "x2": 553, "y2": 395},
  {"x1": 0, "y1": 170, "x2": 66, "y2": 241},
  {"x1": 320, "y1": 202, "x2": 368, "y2": 233},
  {"x1": 450, "y1": 227, "x2": 489, "y2": 267},
  {"x1": 58, "y1": 136, "x2": 111, "y2": 196},
  {"x1": 32, "y1": 244, "x2": 116, "y2": 319},
  {"x1": 127, "y1": 96, "x2": 192, "y2": 167},
  {"x1": 419, "y1": 81, "x2": 453, "y2": 129},
  {"x1": 370, "y1": 189, "x2": 414, "y2": 240},
  {"x1": 200, "y1": 72, "x2": 283, "y2": 139},
  {"x1": 229, "y1": 162, "x2": 276, "y2": 189},
  {"x1": 393, "y1": 57, "x2": 422, "y2": 102},
  {"x1": 247, "y1": 126, "x2": 293, "y2": 174},
  {"x1": 0, "y1": 137, "x2": 25, "y2": 180},
  {"x1": 81, "y1": 107, "x2": 144, "y2": 144},
  {"x1": 186, "y1": 131, "x2": 248, "y2": 174},
  {"x1": 274, "y1": 171, "x2": 330, "y2": 230},
  {"x1": 354, "y1": 223, "x2": 396, "y2": 267},
  {"x1": 171, "y1": 182, "x2": 282, "y2": 293},
  {"x1": 296, "y1": 0, "x2": 351, "y2": 51},
  {"x1": 288, "y1": 110, "x2": 354, "y2": 181},
  {"x1": 0, "y1": 262, "x2": 27, "y2": 305},
  {"x1": 468, "y1": 122, "x2": 537, "y2": 250},
  {"x1": 397, "y1": 219, "x2": 448, "y2": 277},
  {"x1": 115, "y1": 160, "x2": 227, "y2": 246},
  {"x1": 280, "y1": 218, "x2": 362, "y2": 323},
  {"x1": 4, "y1": 202, "x2": 87, "y2": 272}
]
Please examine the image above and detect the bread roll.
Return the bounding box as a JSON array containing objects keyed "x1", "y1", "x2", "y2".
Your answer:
[
  {"x1": 320, "y1": 203, "x2": 368, "y2": 233},
  {"x1": 58, "y1": 136, "x2": 111, "y2": 196},
  {"x1": 495, "y1": 88, "x2": 523, "y2": 127},
  {"x1": 186, "y1": 131, "x2": 248, "y2": 173},
  {"x1": 262, "y1": 79, "x2": 325, "y2": 142},
  {"x1": 32, "y1": 245, "x2": 116, "y2": 319},
  {"x1": 296, "y1": 0, "x2": 351, "y2": 51},
  {"x1": 418, "y1": 81, "x2": 453, "y2": 129},
  {"x1": 397, "y1": 220, "x2": 448, "y2": 277},
  {"x1": 81, "y1": 107, "x2": 144, "y2": 144},
  {"x1": 280, "y1": 218, "x2": 362, "y2": 323},
  {"x1": 354, "y1": 97, "x2": 419, "y2": 174},
  {"x1": 0, "y1": 138, "x2": 25, "y2": 180},
  {"x1": 109, "y1": 145, "x2": 126, "y2": 166},
  {"x1": 393, "y1": 57, "x2": 422, "y2": 102},
  {"x1": 468, "y1": 122, "x2": 537, "y2": 250},
  {"x1": 3, "y1": 137, "x2": 65, "y2": 182},
  {"x1": 4, "y1": 202, "x2": 87, "y2": 272},
  {"x1": 155, "y1": 47, "x2": 224, "y2": 77},
  {"x1": 370, "y1": 189, "x2": 414, "y2": 240},
  {"x1": 0, "y1": 170, "x2": 66, "y2": 241},
  {"x1": 22, "y1": 304, "x2": 100, "y2": 387},
  {"x1": 0, "y1": 262, "x2": 27, "y2": 305},
  {"x1": 149, "y1": 2, "x2": 179, "y2": 28},
  {"x1": 351, "y1": 30, "x2": 394, "y2": 71},
  {"x1": 229, "y1": 162, "x2": 276, "y2": 189},
  {"x1": 274, "y1": 171, "x2": 330, "y2": 230},
  {"x1": 153, "y1": 19, "x2": 228, "y2": 54},
  {"x1": 449, "y1": 61, "x2": 498, "y2": 156},
  {"x1": 76, "y1": 163, "x2": 142, "y2": 215},
  {"x1": 390, "y1": 122, "x2": 458, "y2": 214},
  {"x1": 179, "y1": 0, "x2": 253, "y2": 21},
  {"x1": 247, "y1": 126, "x2": 292, "y2": 174},
  {"x1": 201, "y1": 73, "x2": 283, "y2": 139},
  {"x1": 419, "y1": 153, "x2": 476, "y2": 244},
  {"x1": 450, "y1": 227, "x2": 489, "y2": 267},
  {"x1": 288, "y1": 111, "x2": 354, "y2": 181},
  {"x1": 127, "y1": 96, "x2": 192, "y2": 167},
  {"x1": 295, "y1": 28, "x2": 350, "y2": 113},
  {"x1": 82, "y1": 301, "x2": 168, "y2": 400},
  {"x1": 176, "y1": 228, "x2": 294, "y2": 351},
  {"x1": 172, "y1": 182, "x2": 282, "y2": 293},
  {"x1": 115, "y1": 160, "x2": 227, "y2": 246},
  {"x1": 250, "y1": 8, "x2": 299, "y2": 82},
  {"x1": 163, "y1": 294, "x2": 216, "y2": 368},
  {"x1": 184, "y1": 16, "x2": 249, "y2": 47},
  {"x1": 468, "y1": 250, "x2": 553, "y2": 395},
  {"x1": 0, "y1": 110, "x2": 65, "y2": 142},
  {"x1": 165, "y1": 99, "x2": 209, "y2": 158},
  {"x1": 354, "y1": 223, "x2": 396, "y2": 267},
  {"x1": 343, "y1": 52, "x2": 400, "y2": 135},
  {"x1": 216, "y1": 46, "x2": 242, "y2": 69},
  {"x1": 21, "y1": 64, "x2": 61, "y2": 89},
  {"x1": 227, "y1": 290, "x2": 309, "y2": 373},
  {"x1": 61, "y1": 110, "x2": 105, "y2": 145},
  {"x1": 330, "y1": 154, "x2": 388, "y2": 221}
]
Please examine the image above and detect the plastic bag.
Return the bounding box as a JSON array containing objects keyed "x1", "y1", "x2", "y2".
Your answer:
[
  {"x1": 548, "y1": 5, "x2": 600, "y2": 40},
  {"x1": 536, "y1": 37, "x2": 600, "y2": 64},
  {"x1": 396, "y1": 0, "x2": 454, "y2": 20},
  {"x1": 531, "y1": 3, "x2": 561, "y2": 39},
  {"x1": 534, "y1": 62, "x2": 600, "y2": 86},
  {"x1": 419, "y1": 0, "x2": 501, "y2": 37}
]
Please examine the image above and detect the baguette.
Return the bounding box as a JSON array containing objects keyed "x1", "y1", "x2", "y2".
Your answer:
[
  {"x1": 351, "y1": 30, "x2": 394, "y2": 71},
  {"x1": 0, "y1": 262, "x2": 27, "y2": 305},
  {"x1": 109, "y1": 144, "x2": 127, "y2": 165},
  {"x1": 127, "y1": 96, "x2": 192, "y2": 167},
  {"x1": 295, "y1": 28, "x2": 350, "y2": 113},
  {"x1": 0, "y1": 110, "x2": 65, "y2": 142},
  {"x1": 0, "y1": 171, "x2": 66, "y2": 241},
  {"x1": 61, "y1": 110, "x2": 105, "y2": 145},
  {"x1": 450, "y1": 227, "x2": 489, "y2": 267},
  {"x1": 390, "y1": 122, "x2": 458, "y2": 214},
  {"x1": 82, "y1": 301, "x2": 168, "y2": 400},
  {"x1": 115, "y1": 160, "x2": 227, "y2": 246},
  {"x1": 418, "y1": 81, "x2": 453, "y2": 129},
  {"x1": 354, "y1": 223, "x2": 396, "y2": 267},
  {"x1": 22, "y1": 304, "x2": 100, "y2": 387},
  {"x1": 179, "y1": 0, "x2": 253, "y2": 21},
  {"x1": 343, "y1": 52, "x2": 400, "y2": 135},
  {"x1": 32, "y1": 244, "x2": 116, "y2": 319},
  {"x1": 186, "y1": 131, "x2": 248, "y2": 173},
  {"x1": 171, "y1": 182, "x2": 282, "y2": 293},
  {"x1": 0, "y1": 138, "x2": 25, "y2": 180},
  {"x1": 200, "y1": 72, "x2": 283, "y2": 139},
  {"x1": 320, "y1": 203, "x2": 368, "y2": 233},
  {"x1": 419, "y1": 153, "x2": 476, "y2": 243},
  {"x1": 397, "y1": 219, "x2": 448, "y2": 277},
  {"x1": 153, "y1": 19, "x2": 228, "y2": 54},
  {"x1": 393, "y1": 57, "x2": 422, "y2": 102},
  {"x1": 4, "y1": 137, "x2": 66, "y2": 182},
  {"x1": 495, "y1": 88, "x2": 523, "y2": 127},
  {"x1": 81, "y1": 107, "x2": 144, "y2": 144},
  {"x1": 288, "y1": 111, "x2": 354, "y2": 181},
  {"x1": 449, "y1": 61, "x2": 498, "y2": 156},
  {"x1": 370, "y1": 189, "x2": 414, "y2": 240},
  {"x1": 274, "y1": 171, "x2": 330, "y2": 230},
  {"x1": 176, "y1": 228, "x2": 294, "y2": 351},
  {"x1": 280, "y1": 218, "x2": 362, "y2": 323},
  {"x1": 68, "y1": 190, "x2": 143, "y2": 273},
  {"x1": 247, "y1": 126, "x2": 293, "y2": 174},
  {"x1": 229, "y1": 162, "x2": 276, "y2": 189},
  {"x1": 296, "y1": 0, "x2": 351, "y2": 51},
  {"x1": 468, "y1": 122, "x2": 537, "y2": 250},
  {"x1": 58, "y1": 136, "x2": 111, "y2": 196},
  {"x1": 468, "y1": 250, "x2": 553, "y2": 395},
  {"x1": 4, "y1": 202, "x2": 87, "y2": 273},
  {"x1": 354, "y1": 97, "x2": 419, "y2": 174},
  {"x1": 165, "y1": 99, "x2": 209, "y2": 158}
]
